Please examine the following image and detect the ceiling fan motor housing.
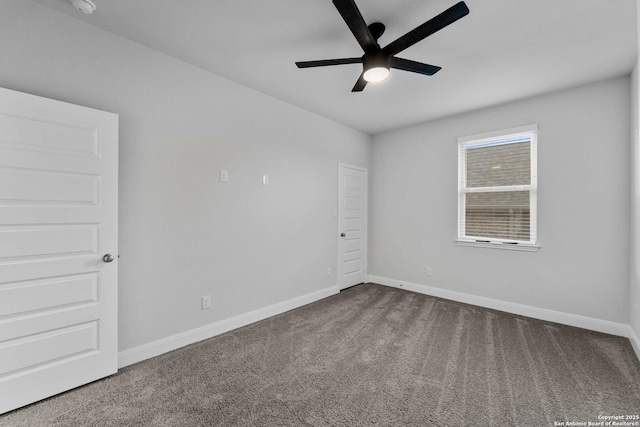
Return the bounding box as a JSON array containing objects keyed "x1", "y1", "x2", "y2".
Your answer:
[{"x1": 363, "y1": 52, "x2": 391, "y2": 70}]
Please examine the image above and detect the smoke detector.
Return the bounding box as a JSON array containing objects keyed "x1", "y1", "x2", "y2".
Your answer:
[{"x1": 70, "y1": 0, "x2": 97, "y2": 14}]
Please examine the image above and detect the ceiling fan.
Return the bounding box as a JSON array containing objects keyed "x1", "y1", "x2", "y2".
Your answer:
[{"x1": 295, "y1": 0, "x2": 470, "y2": 92}]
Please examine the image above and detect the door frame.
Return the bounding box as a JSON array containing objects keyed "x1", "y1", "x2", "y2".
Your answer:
[{"x1": 337, "y1": 163, "x2": 368, "y2": 290}]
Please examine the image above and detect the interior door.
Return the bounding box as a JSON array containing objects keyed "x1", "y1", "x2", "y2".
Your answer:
[
  {"x1": 0, "y1": 87, "x2": 118, "y2": 414},
  {"x1": 337, "y1": 164, "x2": 367, "y2": 290}
]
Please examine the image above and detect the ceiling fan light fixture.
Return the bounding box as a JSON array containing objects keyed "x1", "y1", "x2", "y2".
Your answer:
[
  {"x1": 363, "y1": 52, "x2": 391, "y2": 83},
  {"x1": 363, "y1": 66, "x2": 390, "y2": 83}
]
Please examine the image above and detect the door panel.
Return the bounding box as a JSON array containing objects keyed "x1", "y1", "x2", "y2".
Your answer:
[
  {"x1": 337, "y1": 164, "x2": 367, "y2": 289},
  {"x1": 0, "y1": 224, "x2": 98, "y2": 258},
  {"x1": 0, "y1": 113, "x2": 99, "y2": 155},
  {"x1": 0, "y1": 168, "x2": 99, "y2": 203},
  {"x1": 0, "y1": 274, "x2": 98, "y2": 317},
  {"x1": 0, "y1": 322, "x2": 98, "y2": 377},
  {"x1": 0, "y1": 87, "x2": 118, "y2": 414}
]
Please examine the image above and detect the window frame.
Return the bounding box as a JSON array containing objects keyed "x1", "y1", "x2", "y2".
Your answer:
[{"x1": 456, "y1": 124, "x2": 539, "y2": 251}]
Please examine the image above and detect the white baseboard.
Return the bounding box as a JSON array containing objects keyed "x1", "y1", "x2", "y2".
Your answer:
[
  {"x1": 368, "y1": 275, "x2": 630, "y2": 338},
  {"x1": 118, "y1": 285, "x2": 340, "y2": 368},
  {"x1": 630, "y1": 327, "x2": 640, "y2": 361}
]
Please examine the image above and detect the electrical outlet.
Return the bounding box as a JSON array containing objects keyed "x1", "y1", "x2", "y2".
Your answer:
[
  {"x1": 327, "y1": 267, "x2": 332, "y2": 277},
  {"x1": 201, "y1": 295, "x2": 211, "y2": 310},
  {"x1": 426, "y1": 267, "x2": 433, "y2": 277},
  {"x1": 219, "y1": 169, "x2": 228, "y2": 182}
]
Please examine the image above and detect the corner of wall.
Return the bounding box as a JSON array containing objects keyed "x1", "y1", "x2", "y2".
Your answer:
[
  {"x1": 629, "y1": 4, "x2": 640, "y2": 360},
  {"x1": 630, "y1": 326, "x2": 640, "y2": 361}
]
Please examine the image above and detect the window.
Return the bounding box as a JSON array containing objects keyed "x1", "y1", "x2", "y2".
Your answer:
[{"x1": 457, "y1": 125, "x2": 538, "y2": 250}]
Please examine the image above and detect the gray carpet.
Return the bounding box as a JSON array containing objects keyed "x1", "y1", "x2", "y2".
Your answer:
[{"x1": 2, "y1": 283, "x2": 640, "y2": 426}]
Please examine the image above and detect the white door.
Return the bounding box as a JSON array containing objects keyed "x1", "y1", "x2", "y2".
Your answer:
[
  {"x1": 337, "y1": 164, "x2": 367, "y2": 290},
  {"x1": 0, "y1": 87, "x2": 118, "y2": 414}
]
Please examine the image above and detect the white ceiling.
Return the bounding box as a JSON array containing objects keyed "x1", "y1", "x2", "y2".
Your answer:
[{"x1": 36, "y1": 0, "x2": 637, "y2": 135}]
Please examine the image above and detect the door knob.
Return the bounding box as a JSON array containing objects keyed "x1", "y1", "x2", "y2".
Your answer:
[
  {"x1": 103, "y1": 254, "x2": 115, "y2": 263},
  {"x1": 340, "y1": 233, "x2": 346, "y2": 237}
]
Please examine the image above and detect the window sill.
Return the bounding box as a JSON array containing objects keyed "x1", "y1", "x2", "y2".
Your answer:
[{"x1": 455, "y1": 240, "x2": 541, "y2": 252}]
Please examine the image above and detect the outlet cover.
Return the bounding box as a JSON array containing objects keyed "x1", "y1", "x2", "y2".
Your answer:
[{"x1": 201, "y1": 295, "x2": 211, "y2": 310}]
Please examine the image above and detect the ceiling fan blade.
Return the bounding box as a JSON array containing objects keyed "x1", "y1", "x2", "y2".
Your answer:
[
  {"x1": 333, "y1": 0, "x2": 378, "y2": 53},
  {"x1": 383, "y1": 1, "x2": 469, "y2": 56},
  {"x1": 390, "y1": 57, "x2": 442, "y2": 76},
  {"x1": 352, "y1": 73, "x2": 367, "y2": 92},
  {"x1": 296, "y1": 58, "x2": 362, "y2": 68}
]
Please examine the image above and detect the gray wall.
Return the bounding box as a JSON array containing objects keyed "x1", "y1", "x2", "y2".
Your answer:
[
  {"x1": 0, "y1": 1, "x2": 371, "y2": 351},
  {"x1": 370, "y1": 77, "x2": 631, "y2": 324}
]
